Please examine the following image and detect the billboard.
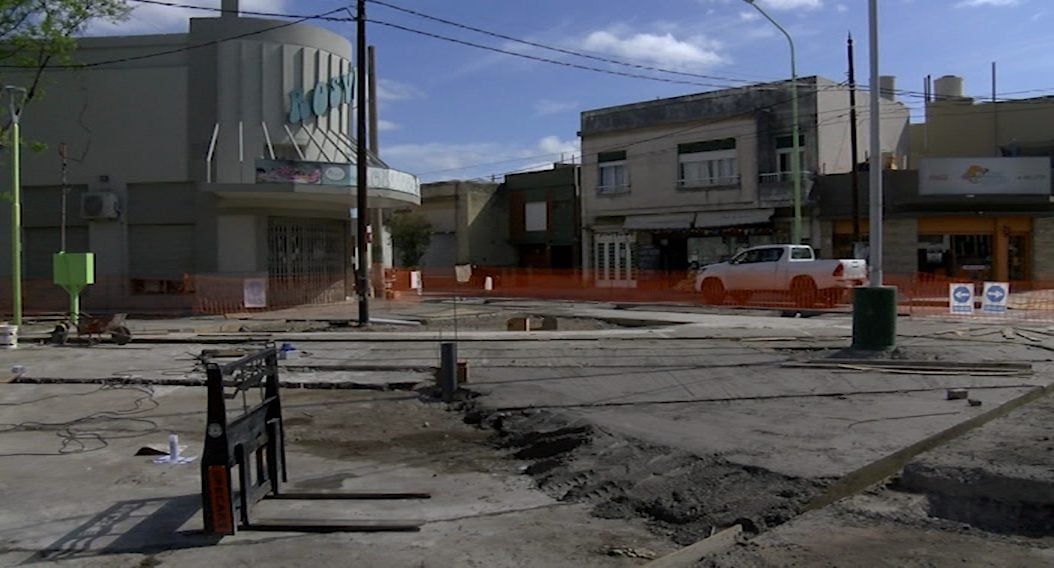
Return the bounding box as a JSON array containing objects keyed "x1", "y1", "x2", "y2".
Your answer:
[
  {"x1": 919, "y1": 157, "x2": 1050, "y2": 195},
  {"x1": 255, "y1": 159, "x2": 351, "y2": 186}
]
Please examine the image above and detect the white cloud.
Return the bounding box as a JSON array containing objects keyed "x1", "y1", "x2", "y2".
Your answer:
[
  {"x1": 377, "y1": 120, "x2": 399, "y2": 132},
  {"x1": 836, "y1": 4, "x2": 849, "y2": 12},
  {"x1": 384, "y1": 136, "x2": 580, "y2": 181},
  {"x1": 533, "y1": 99, "x2": 579, "y2": 116},
  {"x1": 578, "y1": 29, "x2": 724, "y2": 68},
  {"x1": 756, "y1": 0, "x2": 824, "y2": 10},
  {"x1": 376, "y1": 78, "x2": 424, "y2": 102},
  {"x1": 87, "y1": 0, "x2": 290, "y2": 35},
  {"x1": 956, "y1": 0, "x2": 1018, "y2": 6},
  {"x1": 739, "y1": 11, "x2": 760, "y2": 21}
]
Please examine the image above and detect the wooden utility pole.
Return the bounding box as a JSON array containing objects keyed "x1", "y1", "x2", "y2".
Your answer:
[
  {"x1": 848, "y1": 32, "x2": 861, "y2": 245},
  {"x1": 356, "y1": 0, "x2": 369, "y2": 325}
]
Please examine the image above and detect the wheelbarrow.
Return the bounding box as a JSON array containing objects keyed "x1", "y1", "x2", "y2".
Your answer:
[{"x1": 50, "y1": 313, "x2": 132, "y2": 345}]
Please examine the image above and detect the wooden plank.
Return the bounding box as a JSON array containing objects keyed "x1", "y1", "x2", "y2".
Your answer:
[
  {"x1": 268, "y1": 491, "x2": 431, "y2": 500},
  {"x1": 644, "y1": 525, "x2": 742, "y2": 568},
  {"x1": 248, "y1": 518, "x2": 423, "y2": 533}
]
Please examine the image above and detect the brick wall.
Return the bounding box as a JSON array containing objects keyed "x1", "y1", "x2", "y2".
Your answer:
[
  {"x1": 1034, "y1": 217, "x2": 1054, "y2": 280},
  {"x1": 883, "y1": 218, "x2": 917, "y2": 276}
]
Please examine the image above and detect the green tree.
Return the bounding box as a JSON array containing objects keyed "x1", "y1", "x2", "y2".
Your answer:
[
  {"x1": 388, "y1": 211, "x2": 432, "y2": 268},
  {"x1": 0, "y1": 0, "x2": 130, "y2": 140}
]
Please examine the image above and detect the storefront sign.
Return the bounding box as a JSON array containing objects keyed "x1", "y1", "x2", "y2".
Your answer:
[
  {"x1": 920, "y1": 158, "x2": 1050, "y2": 195},
  {"x1": 981, "y1": 281, "x2": 1009, "y2": 314},
  {"x1": 255, "y1": 159, "x2": 351, "y2": 185},
  {"x1": 949, "y1": 283, "x2": 974, "y2": 314},
  {"x1": 287, "y1": 72, "x2": 355, "y2": 124}
]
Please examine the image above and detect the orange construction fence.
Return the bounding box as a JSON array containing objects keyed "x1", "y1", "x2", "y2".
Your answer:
[{"x1": 2, "y1": 267, "x2": 1054, "y2": 321}]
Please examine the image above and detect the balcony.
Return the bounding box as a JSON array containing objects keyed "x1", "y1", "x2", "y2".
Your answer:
[{"x1": 758, "y1": 171, "x2": 813, "y2": 208}]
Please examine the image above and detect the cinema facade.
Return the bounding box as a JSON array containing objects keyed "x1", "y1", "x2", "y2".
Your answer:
[{"x1": 0, "y1": 8, "x2": 418, "y2": 314}]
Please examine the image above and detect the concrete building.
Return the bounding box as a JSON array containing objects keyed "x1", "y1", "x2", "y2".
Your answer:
[
  {"x1": 814, "y1": 162, "x2": 1053, "y2": 283},
  {"x1": 829, "y1": 73, "x2": 1054, "y2": 283},
  {"x1": 579, "y1": 76, "x2": 909, "y2": 286},
  {"x1": 406, "y1": 181, "x2": 515, "y2": 269},
  {"x1": 505, "y1": 164, "x2": 580, "y2": 269},
  {"x1": 0, "y1": 2, "x2": 418, "y2": 314}
]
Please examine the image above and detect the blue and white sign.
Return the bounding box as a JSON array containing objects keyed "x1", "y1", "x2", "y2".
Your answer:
[
  {"x1": 949, "y1": 283, "x2": 974, "y2": 314},
  {"x1": 982, "y1": 281, "x2": 1009, "y2": 314}
]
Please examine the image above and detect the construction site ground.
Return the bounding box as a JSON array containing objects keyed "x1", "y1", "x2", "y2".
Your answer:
[{"x1": 2, "y1": 298, "x2": 1054, "y2": 567}]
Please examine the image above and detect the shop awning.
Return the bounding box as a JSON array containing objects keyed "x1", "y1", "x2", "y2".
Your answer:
[
  {"x1": 623, "y1": 212, "x2": 694, "y2": 230},
  {"x1": 694, "y1": 208, "x2": 774, "y2": 229}
]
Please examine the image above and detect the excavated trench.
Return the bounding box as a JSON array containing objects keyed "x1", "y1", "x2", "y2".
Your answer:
[{"x1": 460, "y1": 402, "x2": 829, "y2": 545}]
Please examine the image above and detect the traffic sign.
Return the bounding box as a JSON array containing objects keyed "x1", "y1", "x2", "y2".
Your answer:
[
  {"x1": 949, "y1": 283, "x2": 974, "y2": 314},
  {"x1": 982, "y1": 281, "x2": 1009, "y2": 314}
]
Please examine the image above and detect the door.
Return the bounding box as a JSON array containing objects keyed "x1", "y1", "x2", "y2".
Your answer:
[
  {"x1": 594, "y1": 233, "x2": 636, "y2": 288},
  {"x1": 1008, "y1": 234, "x2": 1030, "y2": 283}
]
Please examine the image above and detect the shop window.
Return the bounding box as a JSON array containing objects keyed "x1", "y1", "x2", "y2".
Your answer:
[
  {"x1": 678, "y1": 139, "x2": 739, "y2": 188},
  {"x1": 597, "y1": 150, "x2": 628, "y2": 194}
]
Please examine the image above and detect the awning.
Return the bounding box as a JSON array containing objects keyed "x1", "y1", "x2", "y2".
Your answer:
[
  {"x1": 623, "y1": 212, "x2": 694, "y2": 230},
  {"x1": 694, "y1": 208, "x2": 774, "y2": 229}
]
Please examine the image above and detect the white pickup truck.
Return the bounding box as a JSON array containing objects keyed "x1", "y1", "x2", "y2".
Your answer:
[{"x1": 693, "y1": 245, "x2": 868, "y2": 307}]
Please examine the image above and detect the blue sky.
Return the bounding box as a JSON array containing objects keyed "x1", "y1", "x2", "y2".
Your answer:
[{"x1": 92, "y1": 0, "x2": 1054, "y2": 181}]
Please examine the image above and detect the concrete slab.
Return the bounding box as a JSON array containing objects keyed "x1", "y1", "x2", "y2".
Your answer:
[{"x1": 0, "y1": 384, "x2": 675, "y2": 566}]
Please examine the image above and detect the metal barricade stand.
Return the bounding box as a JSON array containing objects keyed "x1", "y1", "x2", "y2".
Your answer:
[{"x1": 200, "y1": 345, "x2": 430, "y2": 536}]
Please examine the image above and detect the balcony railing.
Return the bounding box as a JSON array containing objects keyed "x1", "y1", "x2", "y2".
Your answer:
[
  {"x1": 759, "y1": 170, "x2": 813, "y2": 183},
  {"x1": 677, "y1": 175, "x2": 741, "y2": 189}
]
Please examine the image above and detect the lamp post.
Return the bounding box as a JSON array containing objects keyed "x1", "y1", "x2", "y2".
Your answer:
[
  {"x1": 5, "y1": 86, "x2": 26, "y2": 326},
  {"x1": 743, "y1": 0, "x2": 801, "y2": 244}
]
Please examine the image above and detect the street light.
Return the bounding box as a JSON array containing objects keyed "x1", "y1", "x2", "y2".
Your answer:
[
  {"x1": 743, "y1": 0, "x2": 802, "y2": 245},
  {"x1": 4, "y1": 85, "x2": 26, "y2": 326}
]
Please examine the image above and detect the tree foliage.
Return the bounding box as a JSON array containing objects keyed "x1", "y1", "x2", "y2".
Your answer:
[
  {"x1": 388, "y1": 211, "x2": 433, "y2": 268},
  {"x1": 0, "y1": 0, "x2": 129, "y2": 134}
]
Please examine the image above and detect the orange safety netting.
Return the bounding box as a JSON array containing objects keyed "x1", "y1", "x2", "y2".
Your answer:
[{"x1": 2, "y1": 267, "x2": 1053, "y2": 321}]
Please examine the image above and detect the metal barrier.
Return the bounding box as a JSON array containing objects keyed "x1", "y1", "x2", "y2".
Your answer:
[{"x1": 200, "y1": 345, "x2": 429, "y2": 536}]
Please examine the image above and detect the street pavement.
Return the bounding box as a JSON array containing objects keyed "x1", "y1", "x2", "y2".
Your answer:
[{"x1": 3, "y1": 299, "x2": 1054, "y2": 566}]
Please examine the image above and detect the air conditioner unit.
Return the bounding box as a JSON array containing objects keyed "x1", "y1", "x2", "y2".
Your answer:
[{"x1": 81, "y1": 192, "x2": 120, "y2": 220}]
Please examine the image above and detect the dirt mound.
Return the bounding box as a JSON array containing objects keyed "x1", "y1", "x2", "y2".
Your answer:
[{"x1": 468, "y1": 407, "x2": 826, "y2": 545}]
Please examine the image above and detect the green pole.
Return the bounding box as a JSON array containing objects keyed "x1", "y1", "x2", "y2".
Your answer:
[
  {"x1": 10, "y1": 115, "x2": 20, "y2": 326},
  {"x1": 743, "y1": 0, "x2": 801, "y2": 244}
]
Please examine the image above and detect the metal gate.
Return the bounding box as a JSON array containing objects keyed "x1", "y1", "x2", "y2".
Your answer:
[
  {"x1": 267, "y1": 217, "x2": 349, "y2": 305},
  {"x1": 594, "y1": 233, "x2": 637, "y2": 288}
]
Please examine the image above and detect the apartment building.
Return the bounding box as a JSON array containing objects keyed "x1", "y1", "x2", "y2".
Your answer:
[
  {"x1": 579, "y1": 76, "x2": 909, "y2": 286},
  {"x1": 816, "y1": 74, "x2": 1054, "y2": 283}
]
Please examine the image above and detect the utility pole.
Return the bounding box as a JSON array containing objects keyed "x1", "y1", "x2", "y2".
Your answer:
[
  {"x1": 355, "y1": 0, "x2": 369, "y2": 325},
  {"x1": 847, "y1": 33, "x2": 861, "y2": 247},
  {"x1": 59, "y1": 143, "x2": 69, "y2": 252},
  {"x1": 5, "y1": 86, "x2": 26, "y2": 326},
  {"x1": 851, "y1": 0, "x2": 896, "y2": 351}
]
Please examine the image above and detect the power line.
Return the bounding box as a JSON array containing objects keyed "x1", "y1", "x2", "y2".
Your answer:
[
  {"x1": 127, "y1": 0, "x2": 355, "y2": 22},
  {"x1": 0, "y1": 4, "x2": 354, "y2": 69},
  {"x1": 365, "y1": 0, "x2": 760, "y2": 87}
]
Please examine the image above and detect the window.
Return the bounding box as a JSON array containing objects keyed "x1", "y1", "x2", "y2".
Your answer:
[
  {"x1": 791, "y1": 247, "x2": 813, "y2": 260},
  {"x1": 768, "y1": 134, "x2": 805, "y2": 182},
  {"x1": 678, "y1": 139, "x2": 738, "y2": 187},
  {"x1": 597, "y1": 150, "x2": 628, "y2": 194},
  {"x1": 525, "y1": 201, "x2": 547, "y2": 232}
]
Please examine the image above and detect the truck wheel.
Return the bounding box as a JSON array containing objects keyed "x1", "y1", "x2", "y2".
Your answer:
[
  {"x1": 701, "y1": 278, "x2": 726, "y2": 305},
  {"x1": 730, "y1": 291, "x2": 752, "y2": 305},
  {"x1": 820, "y1": 288, "x2": 842, "y2": 308},
  {"x1": 792, "y1": 277, "x2": 818, "y2": 308}
]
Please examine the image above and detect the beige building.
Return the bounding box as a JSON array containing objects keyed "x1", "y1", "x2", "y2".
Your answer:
[
  {"x1": 579, "y1": 76, "x2": 909, "y2": 286},
  {"x1": 910, "y1": 74, "x2": 1054, "y2": 166},
  {"x1": 407, "y1": 181, "x2": 516, "y2": 269}
]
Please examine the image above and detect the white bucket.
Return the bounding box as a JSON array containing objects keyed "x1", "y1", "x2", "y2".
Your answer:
[
  {"x1": 484, "y1": 276, "x2": 494, "y2": 291},
  {"x1": 0, "y1": 325, "x2": 16, "y2": 349}
]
